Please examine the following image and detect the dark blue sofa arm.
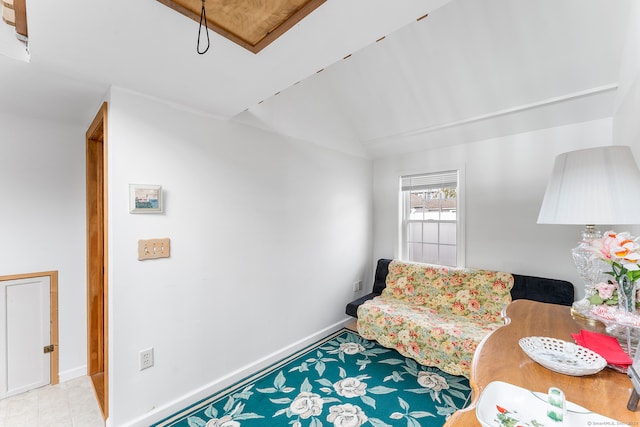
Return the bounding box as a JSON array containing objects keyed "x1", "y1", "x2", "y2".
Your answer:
[
  {"x1": 345, "y1": 293, "x2": 380, "y2": 317},
  {"x1": 345, "y1": 259, "x2": 392, "y2": 317}
]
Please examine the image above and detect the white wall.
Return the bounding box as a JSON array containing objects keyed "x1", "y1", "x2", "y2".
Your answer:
[
  {"x1": 0, "y1": 112, "x2": 87, "y2": 380},
  {"x1": 614, "y1": 0, "x2": 640, "y2": 196},
  {"x1": 106, "y1": 88, "x2": 373, "y2": 426},
  {"x1": 372, "y1": 117, "x2": 615, "y2": 300}
]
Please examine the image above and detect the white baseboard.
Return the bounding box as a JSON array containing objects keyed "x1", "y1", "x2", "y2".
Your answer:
[
  {"x1": 58, "y1": 365, "x2": 87, "y2": 383},
  {"x1": 124, "y1": 318, "x2": 354, "y2": 427}
]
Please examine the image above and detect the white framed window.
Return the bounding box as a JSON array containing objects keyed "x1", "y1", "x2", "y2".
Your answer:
[{"x1": 400, "y1": 170, "x2": 463, "y2": 267}]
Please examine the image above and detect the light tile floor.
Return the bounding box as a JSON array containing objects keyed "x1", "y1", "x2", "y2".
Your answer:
[{"x1": 0, "y1": 376, "x2": 104, "y2": 427}]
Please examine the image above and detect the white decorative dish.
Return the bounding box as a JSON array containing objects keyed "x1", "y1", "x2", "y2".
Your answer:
[
  {"x1": 476, "y1": 381, "x2": 629, "y2": 427},
  {"x1": 518, "y1": 336, "x2": 606, "y2": 376}
]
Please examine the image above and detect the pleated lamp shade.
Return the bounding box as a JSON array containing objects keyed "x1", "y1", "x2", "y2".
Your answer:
[{"x1": 537, "y1": 145, "x2": 640, "y2": 225}]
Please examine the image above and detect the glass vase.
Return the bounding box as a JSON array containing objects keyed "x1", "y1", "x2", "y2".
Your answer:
[
  {"x1": 616, "y1": 274, "x2": 637, "y2": 358},
  {"x1": 571, "y1": 228, "x2": 606, "y2": 298},
  {"x1": 617, "y1": 274, "x2": 637, "y2": 314}
]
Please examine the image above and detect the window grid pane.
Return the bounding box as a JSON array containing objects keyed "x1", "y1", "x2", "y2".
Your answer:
[{"x1": 401, "y1": 172, "x2": 458, "y2": 267}]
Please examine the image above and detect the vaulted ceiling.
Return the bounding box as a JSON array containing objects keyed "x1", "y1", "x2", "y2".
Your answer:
[{"x1": 0, "y1": 0, "x2": 630, "y2": 158}]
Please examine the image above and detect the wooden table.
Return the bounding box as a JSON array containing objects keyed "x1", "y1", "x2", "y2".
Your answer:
[{"x1": 445, "y1": 299, "x2": 640, "y2": 426}]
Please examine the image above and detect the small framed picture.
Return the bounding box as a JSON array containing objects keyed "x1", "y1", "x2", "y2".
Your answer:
[{"x1": 129, "y1": 184, "x2": 163, "y2": 213}]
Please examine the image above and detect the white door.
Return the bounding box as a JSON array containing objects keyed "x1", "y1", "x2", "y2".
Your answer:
[{"x1": 0, "y1": 276, "x2": 51, "y2": 399}]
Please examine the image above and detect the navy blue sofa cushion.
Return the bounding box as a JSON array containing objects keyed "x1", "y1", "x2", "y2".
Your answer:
[{"x1": 345, "y1": 259, "x2": 574, "y2": 318}]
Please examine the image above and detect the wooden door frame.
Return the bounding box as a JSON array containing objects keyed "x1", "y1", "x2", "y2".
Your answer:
[
  {"x1": 0, "y1": 271, "x2": 59, "y2": 386},
  {"x1": 86, "y1": 102, "x2": 108, "y2": 419}
]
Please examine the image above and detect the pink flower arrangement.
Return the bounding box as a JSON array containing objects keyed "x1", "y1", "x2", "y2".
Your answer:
[
  {"x1": 587, "y1": 231, "x2": 640, "y2": 307},
  {"x1": 588, "y1": 281, "x2": 618, "y2": 305},
  {"x1": 588, "y1": 231, "x2": 640, "y2": 274},
  {"x1": 594, "y1": 282, "x2": 616, "y2": 299}
]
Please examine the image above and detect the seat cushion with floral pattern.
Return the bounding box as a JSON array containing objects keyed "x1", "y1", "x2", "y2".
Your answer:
[{"x1": 356, "y1": 260, "x2": 514, "y2": 378}]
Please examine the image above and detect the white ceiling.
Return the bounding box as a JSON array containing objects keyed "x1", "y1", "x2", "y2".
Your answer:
[
  {"x1": 236, "y1": 0, "x2": 630, "y2": 157},
  {"x1": 0, "y1": 0, "x2": 630, "y2": 158}
]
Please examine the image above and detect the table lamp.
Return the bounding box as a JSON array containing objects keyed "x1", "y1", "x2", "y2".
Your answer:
[{"x1": 537, "y1": 145, "x2": 640, "y2": 294}]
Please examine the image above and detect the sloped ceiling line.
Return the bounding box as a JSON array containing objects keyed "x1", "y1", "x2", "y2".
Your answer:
[
  {"x1": 361, "y1": 84, "x2": 619, "y2": 146},
  {"x1": 247, "y1": 14, "x2": 429, "y2": 109}
]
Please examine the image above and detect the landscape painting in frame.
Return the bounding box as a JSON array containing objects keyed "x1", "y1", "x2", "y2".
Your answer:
[{"x1": 130, "y1": 184, "x2": 163, "y2": 213}]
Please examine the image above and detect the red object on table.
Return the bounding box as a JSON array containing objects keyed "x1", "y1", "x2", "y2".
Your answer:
[{"x1": 572, "y1": 329, "x2": 633, "y2": 366}]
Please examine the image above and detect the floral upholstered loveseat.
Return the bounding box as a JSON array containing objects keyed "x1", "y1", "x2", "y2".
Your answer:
[{"x1": 356, "y1": 260, "x2": 514, "y2": 378}]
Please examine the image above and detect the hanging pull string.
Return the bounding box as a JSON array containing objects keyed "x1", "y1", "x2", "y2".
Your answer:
[{"x1": 197, "y1": 0, "x2": 210, "y2": 54}]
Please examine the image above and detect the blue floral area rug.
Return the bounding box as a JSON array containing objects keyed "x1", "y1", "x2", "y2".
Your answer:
[{"x1": 153, "y1": 328, "x2": 471, "y2": 427}]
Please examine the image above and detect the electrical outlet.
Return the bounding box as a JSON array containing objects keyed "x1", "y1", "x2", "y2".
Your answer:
[
  {"x1": 352, "y1": 280, "x2": 362, "y2": 292},
  {"x1": 140, "y1": 347, "x2": 154, "y2": 370}
]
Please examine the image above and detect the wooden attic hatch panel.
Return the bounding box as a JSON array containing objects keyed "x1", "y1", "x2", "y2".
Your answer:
[
  {"x1": 2, "y1": 0, "x2": 28, "y2": 38},
  {"x1": 157, "y1": 0, "x2": 326, "y2": 53}
]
